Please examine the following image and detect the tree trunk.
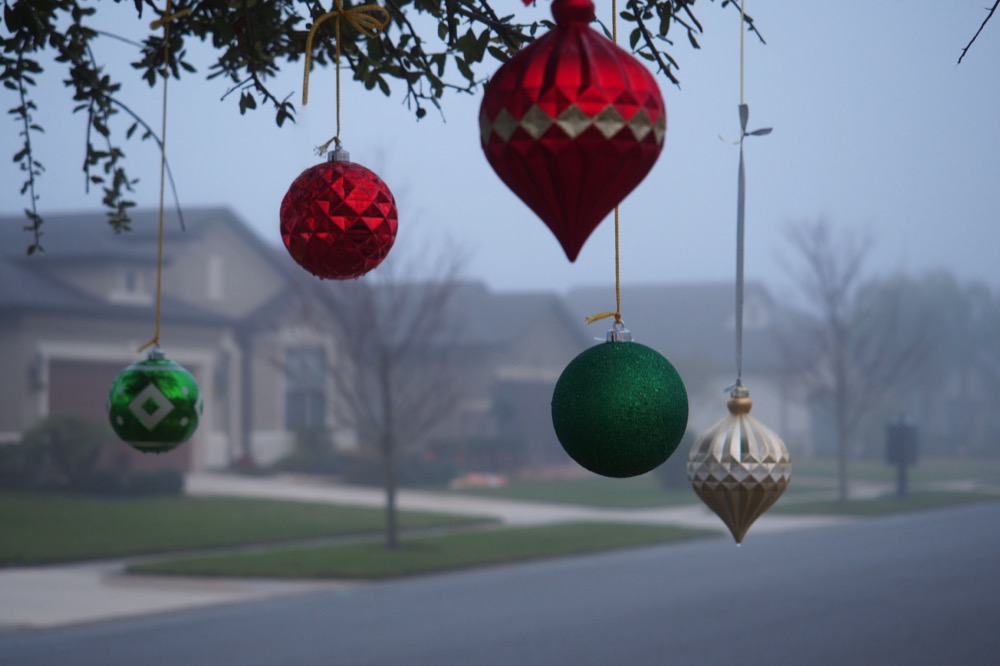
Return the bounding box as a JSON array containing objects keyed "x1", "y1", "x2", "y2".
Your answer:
[
  {"x1": 382, "y1": 434, "x2": 399, "y2": 550},
  {"x1": 379, "y1": 355, "x2": 399, "y2": 550},
  {"x1": 836, "y1": 421, "x2": 849, "y2": 503},
  {"x1": 834, "y1": 342, "x2": 850, "y2": 503}
]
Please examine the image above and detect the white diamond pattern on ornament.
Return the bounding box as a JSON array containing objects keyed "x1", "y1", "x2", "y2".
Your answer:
[{"x1": 128, "y1": 383, "x2": 175, "y2": 430}]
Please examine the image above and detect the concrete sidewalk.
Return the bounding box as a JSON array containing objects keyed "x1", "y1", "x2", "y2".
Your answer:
[
  {"x1": 187, "y1": 472, "x2": 854, "y2": 533},
  {"x1": 0, "y1": 473, "x2": 851, "y2": 631},
  {"x1": 0, "y1": 562, "x2": 344, "y2": 630}
]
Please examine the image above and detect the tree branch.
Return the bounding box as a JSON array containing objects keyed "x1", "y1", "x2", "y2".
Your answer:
[{"x1": 958, "y1": 0, "x2": 999, "y2": 64}]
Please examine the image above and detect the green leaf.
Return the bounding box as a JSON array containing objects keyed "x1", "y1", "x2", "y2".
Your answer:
[
  {"x1": 455, "y1": 57, "x2": 473, "y2": 81},
  {"x1": 486, "y1": 45, "x2": 507, "y2": 62}
]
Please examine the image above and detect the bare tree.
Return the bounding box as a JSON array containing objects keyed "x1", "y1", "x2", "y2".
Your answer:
[
  {"x1": 310, "y1": 245, "x2": 467, "y2": 550},
  {"x1": 779, "y1": 219, "x2": 930, "y2": 502}
]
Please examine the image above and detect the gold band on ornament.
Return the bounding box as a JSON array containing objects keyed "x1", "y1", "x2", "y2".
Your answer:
[{"x1": 480, "y1": 104, "x2": 665, "y2": 145}]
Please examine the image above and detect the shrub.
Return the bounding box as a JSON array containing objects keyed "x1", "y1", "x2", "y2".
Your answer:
[
  {"x1": 20, "y1": 414, "x2": 110, "y2": 482},
  {"x1": 69, "y1": 469, "x2": 185, "y2": 497},
  {"x1": 0, "y1": 443, "x2": 30, "y2": 489},
  {"x1": 341, "y1": 451, "x2": 457, "y2": 487},
  {"x1": 272, "y1": 428, "x2": 344, "y2": 475}
]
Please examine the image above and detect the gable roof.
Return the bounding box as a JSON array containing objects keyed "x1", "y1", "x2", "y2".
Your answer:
[
  {"x1": 281, "y1": 279, "x2": 590, "y2": 352},
  {"x1": 1, "y1": 207, "x2": 288, "y2": 271},
  {"x1": 445, "y1": 282, "x2": 589, "y2": 349},
  {"x1": 0, "y1": 208, "x2": 274, "y2": 324},
  {"x1": 0, "y1": 254, "x2": 231, "y2": 323},
  {"x1": 565, "y1": 282, "x2": 783, "y2": 374}
]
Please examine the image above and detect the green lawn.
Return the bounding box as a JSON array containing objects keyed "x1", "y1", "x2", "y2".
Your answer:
[
  {"x1": 128, "y1": 522, "x2": 716, "y2": 579},
  {"x1": 0, "y1": 493, "x2": 489, "y2": 566},
  {"x1": 442, "y1": 472, "x2": 696, "y2": 508},
  {"x1": 441, "y1": 459, "x2": 1000, "y2": 509},
  {"x1": 791, "y1": 459, "x2": 1000, "y2": 485},
  {"x1": 773, "y1": 491, "x2": 1000, "y2": 516}
]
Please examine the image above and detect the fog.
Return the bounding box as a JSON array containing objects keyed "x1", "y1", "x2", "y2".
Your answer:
[
  {"x1": 2, "y1": 1, "x2": 998, "y2": 296},
  {"x1": 2, "y1": 3, "x2": 999, "y2": 663}
]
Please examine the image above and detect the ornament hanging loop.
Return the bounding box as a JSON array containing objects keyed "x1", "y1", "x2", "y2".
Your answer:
[
  {"x1": 327, "y1": 144, "x2": 351, "y2": 162},
  {"x1": 606, "y1": 321, "x2": 632, "y2": 343}
]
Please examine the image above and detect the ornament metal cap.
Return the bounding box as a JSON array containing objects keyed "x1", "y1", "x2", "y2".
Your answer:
[
  {"x1": 327, "y1": 145, "x2": 350, "y2": 162},
  {"x1": 727, "y1": 383, "x2": 753, "y2": 415},
  {"x1": 552, "y1": 0, "x2": 596, "y2": 24},
  {"x1": 146, "y1": 345, "x2": 166, "y2": 360},
  {"x1": 606, "y1": 322, "x2": 632, "y2": 343}
]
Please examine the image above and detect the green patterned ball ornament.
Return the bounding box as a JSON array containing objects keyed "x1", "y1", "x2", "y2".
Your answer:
[
  {"x1": 108, "y1": 346, "x2": 202, "y2": 453},
  {"x1": 551, "y1": 325, "x2": 688, "y2": 478}
]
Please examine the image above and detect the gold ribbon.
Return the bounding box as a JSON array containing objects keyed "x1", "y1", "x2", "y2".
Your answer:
[
  {"x1": 583, "y1": 202, "x2": 622, "y2": 326},
  {"x1": 302, "y1": 0, "x2": 390, "y2": 108},
  {"x1": 150, "y1": 7, "x2": 192, "y2": 30},
  {"x1": 586, "y1": 0, "x2": 623, "y2": 329},
  {"x1": 140, "y1": 1, "x2": 191, "y2": 354}
]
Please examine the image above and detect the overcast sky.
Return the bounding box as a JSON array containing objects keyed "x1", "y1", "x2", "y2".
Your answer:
[{"x1": 2, "y1": 1, "x2": 998, "y2": 297}]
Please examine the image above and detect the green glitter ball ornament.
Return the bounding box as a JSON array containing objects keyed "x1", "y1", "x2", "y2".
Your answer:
[
  {"x1": 107, "y1": 346, "x2": 202, "y2": 454},
  {"x1": 551, "y1": 325, "x2": 688, "y2": 478}
]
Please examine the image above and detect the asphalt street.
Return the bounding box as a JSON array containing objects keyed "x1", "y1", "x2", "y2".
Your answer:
[{"x1": 1, "y1": 502, "x2": 997, "y2": 666}]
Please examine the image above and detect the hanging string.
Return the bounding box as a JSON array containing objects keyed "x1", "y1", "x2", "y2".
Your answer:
[
  {"x1": 302, "y1": 0, "x2": 390, "y2": 154},
  {"x1": 585, "y1": 0, "x2": 623, "y2": 327},
  {"x1": 732, "y1": 0, "x2": 771, "y2": 387},
  {"x1": 734, "y1": 117, "x2": 746, "y2": 386},
  {"x1": 739, "y1": 0, "x2": 745, "y2": 106},
  {"x1": 138, "y1": 1, "x2": 190, "y2": 354}
]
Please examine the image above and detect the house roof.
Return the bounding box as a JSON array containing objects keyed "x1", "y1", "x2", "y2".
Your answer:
[
  {"x1": 0, "y1": 208, "x2": 270, "y2": 324},
  {"x1": 446, "y1": 283, "x2": 589, "y2": 349},
  {"x1": 0, "y1": 255, "x2": 87, "y2": 310},
  {"x1": 565, "y1": 282, "x2": 784, "y2": 374},
  {"x1": 286, "y1": 279, "x2": 590, "y2": 353},
  {"x1": 2, "y1": 207, "x2": 288, "y2": 269},
  {"x1": 0, "y1": 254, "x2": 231, "y2": 323}
]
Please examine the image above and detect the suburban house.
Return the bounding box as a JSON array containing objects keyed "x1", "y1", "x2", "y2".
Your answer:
[
  {"x1": 0, "y1": 208, "x2": 594, "y2": 472},
  {"x1": 1, "y1": 208, "x2": 300, "y2": 470},
  {"x1": 1, "y1": 207, "x2": 810, "y2": 474}
]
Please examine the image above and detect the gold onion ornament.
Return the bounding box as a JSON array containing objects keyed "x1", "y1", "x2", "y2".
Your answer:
[{"x1": 687, "y1": 384, "x2": 790, "y2": 543}]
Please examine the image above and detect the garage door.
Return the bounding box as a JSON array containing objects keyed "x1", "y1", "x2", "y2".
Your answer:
[{"x1": 48, "y1": 359, "x2": 194, "y2": 471}]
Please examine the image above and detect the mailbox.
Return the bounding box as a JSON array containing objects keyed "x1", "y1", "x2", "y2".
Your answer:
[{"x1": 886, "y1": 421, "x2": 919, "y2": 466}]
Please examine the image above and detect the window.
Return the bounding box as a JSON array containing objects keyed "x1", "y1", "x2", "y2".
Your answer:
[
  {"x1": 207, "y1": 254, "x2": 224, "y2": 301},
  {"x1": 124, "y1": 269, "x2": 139, "y2": 292},
  {"x1": 110, "y1": 268, "x2": 151, "y2": 304},
  {"x1": 285, "y1": 347, "x2": 326, "y2": 430}
]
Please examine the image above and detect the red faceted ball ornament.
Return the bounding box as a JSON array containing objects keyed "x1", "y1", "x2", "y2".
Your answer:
[
  {"x1": 280, "y1": 147, "x2": 398, "y2": 280},
  {"x1": 480, "y1": 0, "x2": 667, "y2": 261}
]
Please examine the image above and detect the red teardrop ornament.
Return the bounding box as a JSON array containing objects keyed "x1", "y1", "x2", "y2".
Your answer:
[
  {"x1": 479, "y1": 0, "x2": 666, "y2": 262},
  {"x1": 280, "y1": 148, "x2": 398, "y2": 280}
]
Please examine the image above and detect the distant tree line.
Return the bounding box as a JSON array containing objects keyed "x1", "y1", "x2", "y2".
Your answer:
[{"x1": 780, "y1": 219, "x2": 1000, "y2": 501}]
